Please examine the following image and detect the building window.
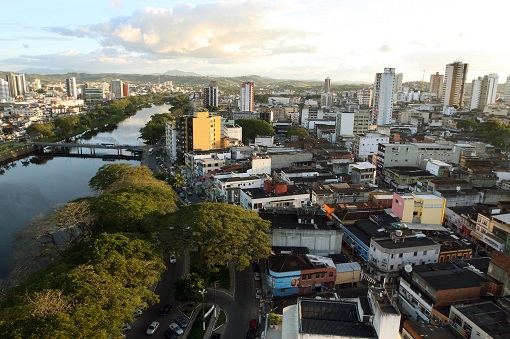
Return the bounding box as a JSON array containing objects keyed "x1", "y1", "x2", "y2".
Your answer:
[
  {"x1": 307, "y1": 274, "x2": 312, "y2": 280},
  {"x1": 321, "y1": 272, "x2": 326, "y2": 278},
  {"x1": 413, "y1": 252, "x2": 418, "y2": 256},
  {"x1": 423, "y1": 251, "x2": 427, "y2": 255},
  {"x1": 329, "y1": 272, "x2": 333, "y2": 278},
  {"x1": 399, "y1": 253, "x2": 403, "y2": 258},
  {"x1": 302, "y1": 275, "x2": 307, "y2": 280}
]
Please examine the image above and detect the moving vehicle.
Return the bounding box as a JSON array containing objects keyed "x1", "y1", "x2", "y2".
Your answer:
[
  {"x1": 254, "y1": 272, "x2": 261, "y2": 281},
  {"x1": 255, "y1": 288, "x2": 262, "y2": 299},
  {"x1": 146, "y1": 321, "x2": 160, "y2": 335},
  {"x1": 169, "y1": 254, "x2": 177, "y2": 264},
  {"x1": 249, "y1": 319, "x2": 257, "y2": 331}
]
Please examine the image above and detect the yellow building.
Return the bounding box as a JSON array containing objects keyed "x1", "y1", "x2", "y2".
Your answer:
[{"x1": 392, "y1": 192, "x2": 446, "y2": 225}]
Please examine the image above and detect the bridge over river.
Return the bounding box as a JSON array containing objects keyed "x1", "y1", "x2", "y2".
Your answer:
[{"x1": 32, "y1": 142, "x2": 146, "y2": 161}]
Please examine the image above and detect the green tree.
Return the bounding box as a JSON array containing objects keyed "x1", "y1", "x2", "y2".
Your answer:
[
  {"x1": 26, "y1": 123, "x2": 55, "y2": 138},
  {"x1": 139, "y1": 113, "x2": 174, "y2": 145},
  {"x1": 0, "y1": 233, "x2": 165, "y2": 339},
  {"x1": 235, "y1": 118, "x2": 275, "y2": 144},
  {"x1": 171, "y1": 203, "x2": 271, "y2": 271},
  {"x1": 173, "y1": 273, "x2": 206, "y2": 303},
  {"x1": 286, "y1": 126, "x2": 309, "y2": 138},
  {"x1": 169, "y1": 173, "x2": 186, "y2": 189},
  {"x1": 88, "y1": 164, "x2": 150, "y2": 194}
]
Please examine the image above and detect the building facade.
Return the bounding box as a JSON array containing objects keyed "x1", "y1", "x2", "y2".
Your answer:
[
  {"x1": 240, "y1": 80, "x2": 254, "y2": 112},
  {"x1": 429, "y1": 72, "x2": 444, "y2": 99},
  {"x1": 441, "y1": 61, "x2": 468, "y2": 108},
  {"x1": 372, "y1": 68, "x2": 396, "y2": 125},
  {"x1": 203, "y1": 81, "x2": 218, "y2": 107}
]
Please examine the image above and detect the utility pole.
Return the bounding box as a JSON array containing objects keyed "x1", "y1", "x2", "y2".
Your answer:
[
  {"x1": 200, "y1": 288, "x2": 207, "y2": 331},
  {"x1": 214, "y1": 281, "x2": 217, "y2": 319}
]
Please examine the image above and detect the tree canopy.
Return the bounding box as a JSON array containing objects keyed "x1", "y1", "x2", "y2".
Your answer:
[
  {"x1": 173, "y1": 273, "x2": 206, "y2": 303},
  {"x1": 170, "y1": 203, "x2": 271, "y2": 271},
  {"x1": 88, "y1": 164, "x2": 177, "y2": 233},
  {"x1": 235, "y1": 118, "x2": 275, "y2": 143},
  {"x1": 0, "y1": 233, "x2": 165, "y2": 339},
  {"x1": 139, "y1": 113, "x2": 174, "y2": 145},
  {"x1": 286, "y1": 126, "x2": 309, "y2": 138}
]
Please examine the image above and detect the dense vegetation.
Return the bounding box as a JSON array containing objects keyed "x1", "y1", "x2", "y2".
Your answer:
[
  {"x1": 235, "y1": 118, "x2": 275, "y2": 143},
  {"x1": 455, "y1": 118, "x2": 510, "y2": 149},
  {"x1": 0, "y1": 163, "x2": 271, "y2": 338}
]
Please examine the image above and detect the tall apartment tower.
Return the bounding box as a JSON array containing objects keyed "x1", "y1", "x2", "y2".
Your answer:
[
  {"x1": 504, "y1": 76, "x2": 510, "y2": 102},
  {"x1": 65, "y1": 77, "x2": 77, "y2": 99},
  {"x1": 240, "y1": 80, "x2": 254, "y2": 112},
  {"x1": 170, "y1": 111, "x2": 222, "y2": 163},
  {"x1": 6, "y1": 73, "x2": 26, "y2": 98},
  {"x1": 441, "y1": 61, "x2": 468, "y2": 108},
  {"x1": 0, "y1": 79, "x2": 9, "y2": 100},
  {"x1": 110, "y1": 79, "x2": 123, "y2": 99},
  {"x1": 429, "y1": 72, "x2": 444, "y2": 99},
  {"x1": 372, "y1": 68, "x2": 395, "y2": 126},
  {"x1": 469, "y1": 73, "x2": 499, "y2": 110},
  {"x1": 325, "y1": 77, "x2": 331, "y2": 93},
  {"x1": 203, "y1": 81, "x2": 219, "y2": 107},
  {"x1": 122, "y1": 83, "x2": 130, "y2": 97},
  {"x1": 357, "y1": 88, "x2": 372, "y2": 109},
  {"x1": 394, "y1": 73, "x2": 403, "y2": 92}
]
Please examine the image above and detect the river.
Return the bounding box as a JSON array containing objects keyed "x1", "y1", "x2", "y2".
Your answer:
[{"x1": 0, "y1": 104, "x2": 170, "y2": 278}]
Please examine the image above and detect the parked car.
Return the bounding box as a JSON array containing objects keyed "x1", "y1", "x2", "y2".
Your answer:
[
  {"x1": 163, "y1": 330, "x2": 179, "y2": 339},
  {"x1": 179, "y1": 192, "x2": 184, "y2": 198},
  {"x1": 249, "y1": 319, "x2": 257, "y2": 331},
  {"x1": 210, "y1": 333, "x2": 221, "y2": 339},
  {"x1": 254, "y1": 272, "x2": 261, "y2": 281},
  {"x1": 146, "y1": 321, "x2": 160, "y2": 335},
  {"x1": 133, "y1": 309, "x2": 143, "y2": 317},
  {"x1": 174, "y1": 315, "x2": 188, "y2": 328},
  {"x1": 462, "y1": 239, "x2": 472, "y2": 245},
  {"x1": 187, "y1": 191, "x2": 193, "y2": 196},
  {"x1": 122, "y1": 323, "x2": 131, "y2": 331},
  {"x1": 255, "y1": 288, "x2": 262, "y2": 299},
  {"x1": 159, "y1": 304, "x2": 172, "y2": 316},
  {"x1": 169, "y1": 254, "x2": 177, "y2": 264},
  {"x1": 168, "y1": 322, "x2": 184, "y2": 335}
]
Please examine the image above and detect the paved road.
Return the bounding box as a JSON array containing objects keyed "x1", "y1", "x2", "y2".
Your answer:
[{"x1": 127, "y1": 257, "x2": 185, "y2": 338}]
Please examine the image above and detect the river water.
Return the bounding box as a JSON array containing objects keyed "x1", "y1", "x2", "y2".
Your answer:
[{"x1": 0, "y1": 104, "x2": 170, "y2": 278}]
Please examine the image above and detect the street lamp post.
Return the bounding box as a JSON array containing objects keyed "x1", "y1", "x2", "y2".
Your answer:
[{"x1": 200, "y1": 289, "x2": 207, "y2": 331}]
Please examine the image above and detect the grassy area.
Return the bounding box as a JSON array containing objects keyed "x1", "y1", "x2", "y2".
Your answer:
[
  {"x1": 216, "y1": 309, "x2": 226, "y2": 327},
  {"x1": 186, "y1": 305, "x2": 213, "y2": 339}
]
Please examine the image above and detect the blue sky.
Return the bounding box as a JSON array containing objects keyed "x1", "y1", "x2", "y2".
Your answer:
[{"x1": 2, "y1": 0, "x2": 509, "y2": 83}]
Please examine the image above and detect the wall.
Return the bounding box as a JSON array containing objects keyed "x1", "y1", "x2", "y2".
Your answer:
[{"x1": 270, "y1": 228, "x2": 343, "y2": 255}]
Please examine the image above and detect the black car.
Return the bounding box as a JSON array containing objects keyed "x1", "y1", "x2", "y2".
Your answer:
[
  {"x1": 163, "y1": 329, "x2": 179, "y2": 339},
  {"x1": 210, "y1": 333, "x2": 221, "y2": 339},
  {"x1": 158, "y1": 304, "x2": 172, "y2": 316}
]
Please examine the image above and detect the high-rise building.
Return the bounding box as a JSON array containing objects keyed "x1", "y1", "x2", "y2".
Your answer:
[
  {"x1": 122, "y1": 83, "x2": 130, "y2": 97},
  {"x1": 240, "y1": 80, "x2": 254, "y2": 112},
  {"x1": 167, "y1": 111, "x2": 222, "y2": 163},
  {"x1": 6, "y1": 73, "x2": 26, "y2": 98},
  {"x1": 0, "y1": 79, "x2": 10, "y2": 100},
  {"x1": 203, "y1": 81, "x2": 218, "y2": 107},
  {"x1": 372, "y1": 68, "x2": 395, "y2": 125},
  {"x1": 504, "y1": 76, "x2": 510, "y2": 102},
  {"x1": 357, "y1": 88, "x2": 372, "y2": 109},
  {"x1": 110, "y1": 79, "x2": 123, "y2": 99},
  {"x1": 65, "y1": 77, "x2": 77, "y2": 99},
  {"x1": 429, "y1": 72, "x2": 444, "y2": 99},
  {"x1": 394, "y1": 73, "x2": 403, "y2": 92},
  {"x1": 441, "y1": 61, "x2": 468, "y2": 108},
  {"x1": 325, "y1": 77, "x2": 331, "y2": 93},
  {"x1": 469, "y1": 73, "x2": 499, "y2": 110}
]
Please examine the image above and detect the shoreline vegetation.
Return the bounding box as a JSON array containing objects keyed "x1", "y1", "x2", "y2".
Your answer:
[{"x1": 0, "y1": 93, "x2": 169, "y2": 165}]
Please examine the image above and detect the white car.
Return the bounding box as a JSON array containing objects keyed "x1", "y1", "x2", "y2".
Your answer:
[
  {"x1": 255, "y1": 288, "x2": 262, "y2": 299},
  {"x1": 168, "y1": 322, "x2": 184, "y2": 335},
  {"x1": 169, "y1": 254, "x2": 177, "y2": 264},
  {"x1": 254, "y1": 272, "x2": 261, "y2": 281},
  {"x1": 146, "y1": 321, "x2": 160, "y2": 335}
]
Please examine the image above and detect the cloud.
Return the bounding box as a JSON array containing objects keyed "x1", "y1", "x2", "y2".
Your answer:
[
  {"x1": 47, "y1": 1, "x2": 316, "y2": 61},
  {"x1": 22, "y1": 44, "x2": 29, "y2": 49},
  {"x1": 379, "y1": 44, "x2": 393, "y2": 53}
]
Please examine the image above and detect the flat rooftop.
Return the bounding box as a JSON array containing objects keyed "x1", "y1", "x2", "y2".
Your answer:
[
  {"x1": 299, "y1": 299, "x2": 377, "y2": 338},
  {"x1": 454, "y1": 302, "x2": 510, "y2": 337}
]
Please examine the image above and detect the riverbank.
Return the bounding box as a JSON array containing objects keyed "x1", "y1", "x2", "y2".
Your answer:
[{"x1": 0, "y1": 144, "x2": 34, "y2": 165}]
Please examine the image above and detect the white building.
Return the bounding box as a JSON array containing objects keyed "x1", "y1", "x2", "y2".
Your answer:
[
  {"x1": 66, "y1": 77, "x2": 77, "y2": 99},
  {"x1": 353, "y1": 131, "x2": 389, "y2": 161},
  {"x1": 335, "y1": 112, "x2": 354, "y2": 136},
  {"x1": 240, "y1": 80, "x2": 254, "y2": 112},
  {"x1": 504, "y1": 75, "x2": 510, "y2": 102},
  {"x1": 0, "y1": 79, "x2": 10, "y2": 100},
  {"x1": 369, "y1": 234, "x2": 440, "y2": 283},
  {"x1": 221, "y1": 120, "x2": 242, "y2": 143},
  {"x1": 372, "y1": 68, "x2": 396, "y2": 125},
  {"x1": 442, "y1": 61, "x2": 468, "y2": 108},
  {"x1": 239, "y1": 185, "x2": 310, "y2": 213}
]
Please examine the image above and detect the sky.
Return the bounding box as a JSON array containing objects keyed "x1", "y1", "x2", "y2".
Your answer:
[{"x1": 2, "y1": 0, "x2": 509, "y2": 83}]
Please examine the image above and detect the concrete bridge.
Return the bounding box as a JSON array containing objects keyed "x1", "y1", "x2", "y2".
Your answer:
[{"x1": 32, "y1": 142, "x2": 145, "y2": 160}]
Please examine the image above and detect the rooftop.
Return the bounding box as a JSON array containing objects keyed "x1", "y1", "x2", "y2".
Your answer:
[
  {"x1": 453, "y1": 302, "x2": 510, "y2": 337},
  {"x1": 375, "y1": 236, "x2": 438, "y2": 250}
]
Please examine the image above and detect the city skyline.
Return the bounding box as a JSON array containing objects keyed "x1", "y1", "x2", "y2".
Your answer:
[{"x1": 2, "y1": 0, "x2": 509, "y2": 83}]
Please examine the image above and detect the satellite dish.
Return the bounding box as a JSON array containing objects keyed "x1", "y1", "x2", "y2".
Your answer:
[{"x1": 404, "y1": 264, "x2": 413, "y2": 273}]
